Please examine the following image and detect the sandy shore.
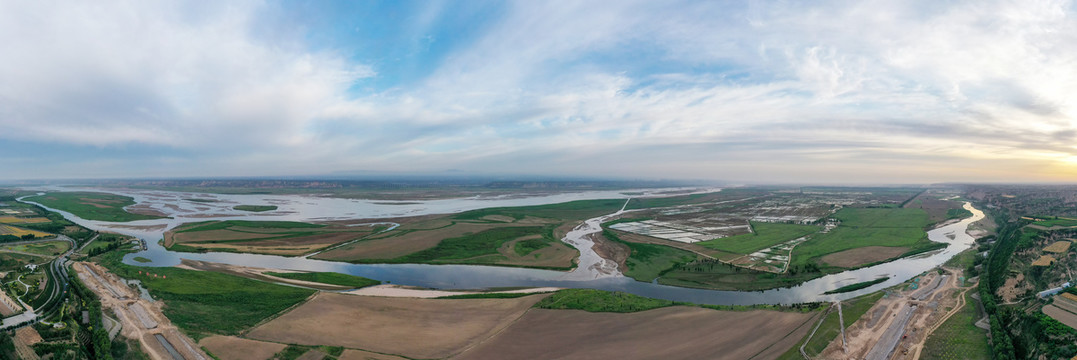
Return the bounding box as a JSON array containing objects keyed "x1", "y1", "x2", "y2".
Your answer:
[{"x1": 344, "y1": 284, "x2": 561, "y2": 298}]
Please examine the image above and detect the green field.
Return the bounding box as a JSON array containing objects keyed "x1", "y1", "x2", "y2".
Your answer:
[
  {"x1": 920, "y1": 292, "x2": 991, "y2": 359},
  {"x1": 535, "y1": 288, "x2": 820, "y2": 313},
  {"x1": 133, "y1": 256, "x2": 152, "y2": 263},
  {"x1": 232, "y1": 205, "x2": 278, "y2": 212},
  {"x1": 24, "y1": 192, "x2": 165, "y2": 222},
  {"x1": 791, "y1": 207, "x2": 932, "y2": 268},
  {"x1": 698, "y1": 221, "x2": 820, "y2": 254},
  {"x1": 264, "y1": 272, "x2": 379, "y2": 288},
  {"x1": 97, "y1": 251, "x2": 315, "y2": 336},
  {"x1": 777, "y1": 292, "x2": 884, "y2": 359},
  {"x1": 388, "y1": 226, "x2": 556, "y2": 265},
  {"x1": 1029, "y1": 216, "x2": 1077, "y2": 227},
  {"x1": 535, "y1": 289, "x2": 680, "y2": 312},
  {"x1": 602, "y1": 227, "x2": 697, "y2": 282}
]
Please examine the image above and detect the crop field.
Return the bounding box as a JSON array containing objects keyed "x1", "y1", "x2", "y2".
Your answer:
[
  {"x1": 0, "y1": 216, "x2": 50, "y2": 224},
  {"x1": 247, "y1": 292, "x2": 548, "y2": 359},
  {"x1": 790, "y1": 207, "x2": 932, "y2": 269},
  {"x1": 165, "y1": 220, "x2": 380, "y2": 256},
  {"x1": 698, "y1": 221, "x2": 820, "y2": 254},
  {"x1": 459, "y1": 306, "x2": 819, "y2": 360},
  {"x1": 316, "y1": 199, "x2": 628, "y2": 269},
  {"x1": 1044, "y1": 240, "x2": 1071, "y2": 253},
  {"x1": 602, "y1": 188, "x2": 937, "y2": 290},
  {"x1": 23, "y1": 191, "x2": 166, "y2": 222},
  {"x1": 920, "y1": 292, "x2": 992, "y2": 360},
  {"x1": 0, "y1": 224, "x2": 52, "y2": 238},
  {"x1": 199, "y1": 336, "x2": 287, "y2": 360}
]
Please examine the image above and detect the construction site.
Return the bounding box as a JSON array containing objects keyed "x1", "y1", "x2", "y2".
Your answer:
[
  {"x1": 817, "y1": 269, "x2": 973, "y2": 360},
  {"x1": 74, "y1": 262, "x2": 208, "y2": 360}
]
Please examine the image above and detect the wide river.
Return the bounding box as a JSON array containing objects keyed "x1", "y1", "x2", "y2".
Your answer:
[{"x1": 21, "y1": 187, "x2": 984, "y2": 305}]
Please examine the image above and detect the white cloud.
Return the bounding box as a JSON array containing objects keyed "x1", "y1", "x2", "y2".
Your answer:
[{"x1": 3, "y1": 0, "x2": 1077, "y2": 182}]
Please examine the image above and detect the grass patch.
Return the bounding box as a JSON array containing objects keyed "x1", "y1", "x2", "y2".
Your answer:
[
  {"x1": 389, "y1": 226, "x2": 553, "y2": 264},
  {"x1": 698, "y1": 221, "x2": 820, "y2": 254},
  {"x1": 232, "y1": 205, "x2": 277, "y2": 212},
  {"x1": 96, "y1": 251, "x2": 315, "y2": 336},
  {"x1": 792, "y1": 207, "x2": 932, "y2": 268},
  {"x1": 823, "y1": 277, "x2": 888, "y2": 295},
  {"x1": 920, "y1": 292, "x2": 991, "y2": 359},
  {"x1": 602, "y1": 226, "x2": 696, "y2": 282},
  {"x1": 947, "y1": 208, "x2": 973, "y2": 220},
  {"x1": 535, "y1": 289, "x2": 680, "y2": 312},
  {"x1": 184, "y1": 198, "x2": 218, "y2": 203},
  {"x1": 132, "y1": 257, "x2": 152, "y2": 263},
  {"x1": 264, "y1": 272, "x2": 380, "y2": 288},
  {"x1": 272, "y1": 345, "x2": 312, "y2": 360},
  {"x1": 23, "y1": 192, "x2": 165, "y2": 222},
  {"x1": 513, "y1": 238, "x2": 549, "y2": 256}
]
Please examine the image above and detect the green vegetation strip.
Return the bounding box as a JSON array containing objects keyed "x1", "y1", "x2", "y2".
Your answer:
[
  {"x1": 24, "y1": 192, "x2": 165, "y2": 222},
  {"x1": 823, "y1": 277, "x2": 888, "y2": 295},
  {"x1": 264, "y1": 272, "x2": 380, "y2": 288},
  {"x1": 132, "y1": 257, "x2": 152, "y2": 263},
  {"x1": 232, "y1": 205, "x2": 278, "y2": 212},
  {"x1": 98, "y1": 251, "x2": 315, "y2": 336},
  {"x1": 535, "y1": 289, "x2": 822, "y2": 313},
  {"x1": 177, "y1": 220, "x2": 325, "y2": 233}
]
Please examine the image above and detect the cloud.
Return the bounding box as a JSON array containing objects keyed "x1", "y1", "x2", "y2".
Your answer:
[{"x1": 2, "y1": 0, "x2": 1077, "y2": 182}]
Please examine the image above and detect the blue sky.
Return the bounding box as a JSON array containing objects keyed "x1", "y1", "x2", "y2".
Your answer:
[{"x1": 2, "y1": 0, "x2": 1077, "y2": 183}]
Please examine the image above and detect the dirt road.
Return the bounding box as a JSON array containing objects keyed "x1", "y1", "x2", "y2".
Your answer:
[
  {"x1": 74, "y1": 262, "x2": 209, "y2": 360},
  {"x1": 821, "y1": 269, "x2": 969, "y2": 360}
]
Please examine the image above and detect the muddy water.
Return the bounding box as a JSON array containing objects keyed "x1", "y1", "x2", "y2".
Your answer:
[
  {"x1": 21, "y1": 188, "x2": 984, "y2": 305},
  {"x1": 559, "y1": 199, "x2": 632, "y2": 280}
]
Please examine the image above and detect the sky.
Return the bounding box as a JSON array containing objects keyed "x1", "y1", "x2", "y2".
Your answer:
[{"x1": 2, "y1": 0, "x2": 1077, "y2": 184}]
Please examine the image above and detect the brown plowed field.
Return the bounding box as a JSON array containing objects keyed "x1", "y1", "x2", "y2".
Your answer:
[
  {"x1": 199, "y1": 336, "x2": 286, "y2": 360},
  {"x1": 1043, "y1": 304, "x2": 1077, "y2": 329},
  {"x1": 246, "y1": 292, "x2": 548, "y2": 359},
  {"x1": 455, "y1": 307, "x2": 818, "y2": 360},
  {"x1": 820, "y1": 246, "x2": 909, "y2": 268}
]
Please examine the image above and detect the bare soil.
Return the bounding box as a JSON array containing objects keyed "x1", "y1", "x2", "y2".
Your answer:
[
  {"x1": 820, "y1": 246, "x2": 910, "y2": 268},
  {"x1": 1043, "y1": 304, "x2": 1077, "y2": 329},
  {"x1": 199, "y1": 336, "x2": 287, "y2": 360},
  {"x1": 455, "y1": 307, "x2": 819, "y2": 360},
  {"x1": 246, "y1": 292, "x2": 548, "y2": 359}
]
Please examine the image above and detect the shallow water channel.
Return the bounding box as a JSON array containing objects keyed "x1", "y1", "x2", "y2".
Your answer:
[{"x1": 22, "y1": 188, "x2": 984, "y2": 305}]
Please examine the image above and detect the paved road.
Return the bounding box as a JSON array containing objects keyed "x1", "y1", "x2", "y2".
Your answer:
[{"x1": 0, "y1": 234, "x2": 77, "y2": 329}]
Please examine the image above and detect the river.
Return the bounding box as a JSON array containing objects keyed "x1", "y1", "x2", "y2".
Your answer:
[{"x1": 19, "y1": 188, "x2": 984, "y2": 305}]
